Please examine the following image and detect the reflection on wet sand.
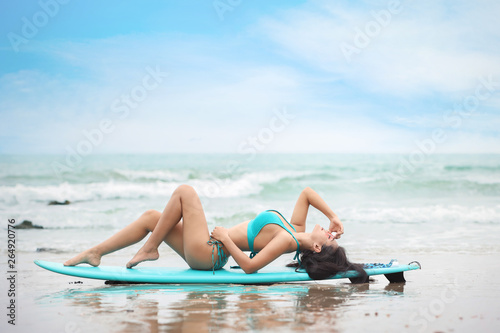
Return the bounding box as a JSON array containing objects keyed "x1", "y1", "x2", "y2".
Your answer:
[
  {"x1": 38, "y1": 281, "x2": 405, "y2": 332},
  {"x1": 384, "y1": 282, "x2": 405, "y2": 294}
]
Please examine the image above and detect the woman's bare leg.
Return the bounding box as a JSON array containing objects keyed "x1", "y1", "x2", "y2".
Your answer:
[
  {"x1": 64, "y1": 209, "x2": 162, "y2": 266},
  {"x1": 127, "y1": 184, "x2": 213, "y2": 269},
  {"x1": 65, "y1": 184, "x2": 214, "y2": 269}
]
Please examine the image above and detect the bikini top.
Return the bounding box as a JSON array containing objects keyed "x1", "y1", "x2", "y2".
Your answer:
[{"x1": 247, "y1": 210, "x2": 301, "y2": 264}]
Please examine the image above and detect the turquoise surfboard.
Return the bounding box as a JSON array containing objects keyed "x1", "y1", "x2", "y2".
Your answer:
[{"x1": 34, "y1": 260, "x2": 421, "y2": 284}]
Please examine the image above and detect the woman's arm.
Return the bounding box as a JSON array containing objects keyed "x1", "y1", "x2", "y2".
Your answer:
[
  {"x1": 290, "y1": 187, "x2": 343, "y2": 238},
  {"x1": 210, "y1": 227, "x2": 290, "y2": 274}
]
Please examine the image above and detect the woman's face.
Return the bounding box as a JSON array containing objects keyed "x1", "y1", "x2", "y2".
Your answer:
[{"x1": 312, "y1": 224, "x2": 338, "y2": 250}]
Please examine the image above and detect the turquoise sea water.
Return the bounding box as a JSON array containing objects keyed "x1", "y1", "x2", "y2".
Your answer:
[{"x1": 2, "y1": 153, "x2": 499, "y2": 258}]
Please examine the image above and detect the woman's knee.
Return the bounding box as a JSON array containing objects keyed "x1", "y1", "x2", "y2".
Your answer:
[
  {"x1": 141, "y1": 209, "x2": 161, "y2": 231},
  {"x1": 142, "y1": 209, "x2": 161, "y2": 221},
  {"x1": 174, "y1": 184, "x2": 197, "y2": 197}
]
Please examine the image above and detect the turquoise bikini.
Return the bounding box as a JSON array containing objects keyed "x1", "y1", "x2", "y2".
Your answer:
[
  {"x1": 207, "y1": 210, "x2": 301, "y2": 273},
  {"x1": 207, "y1": 238, "x2": 229, "y2": 273},
  {"x1": 247, "y1": 210, "x2": 301, "y2": 264}
]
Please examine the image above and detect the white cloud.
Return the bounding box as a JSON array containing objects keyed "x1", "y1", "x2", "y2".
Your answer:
[
  {"x1": 263, "y1": 114, "x2": 418, "y2": 153},
  {"x1": 257, "y1": 0, "x2": 500, "y2": 96},
  {"x1": 0, "y1": 34, "x2": 308, "y2": 153}
]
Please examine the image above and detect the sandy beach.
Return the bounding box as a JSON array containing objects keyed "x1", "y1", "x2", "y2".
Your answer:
[{"x1": 2, "y1": 241, "x2": 499, "y2": 333}]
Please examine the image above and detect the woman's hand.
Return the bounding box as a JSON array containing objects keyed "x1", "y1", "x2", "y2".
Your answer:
[
  {"x1": 329, "y1": 215, "x2": 344, "y2": 239},
  {"x1": 210, "y1": 226, "x2": 230, "y2": 243}
]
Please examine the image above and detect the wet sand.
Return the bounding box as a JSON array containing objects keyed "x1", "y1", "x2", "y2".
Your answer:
[{"x1": 2, "y1": 249, "x2": 500, "y2": 333}]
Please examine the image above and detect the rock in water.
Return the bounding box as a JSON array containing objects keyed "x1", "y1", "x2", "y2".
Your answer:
[
  {"x1": 14, "y1": 220, "x2": 44, "y2": 229},
  {"x1": 36, "y1": 247, "x2": 63, "y2": 253},
  {"x1": 48, "y1": 200, "x2": 71, "y2": 205}
]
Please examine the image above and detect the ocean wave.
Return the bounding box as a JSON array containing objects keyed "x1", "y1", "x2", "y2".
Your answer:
[
  {"x1": 397, "y1": 179, "x2": 500, "y2": 195},
  {"x1": 0, "y1": 170, "x2": 318, "y2": 206},
  {"x1": 341, "y1": 204, "x2": 500, "y2": 225},
  {"x1": 444, "y1": 165, "x2": 500, "y2": 172},
  {"x1": 0, "y1": 173, "x2": 57, "y2": 183},
  {"x1": 4, "y1": 168, "x2": 500, "y2": 207},
  {"x1": 281, "y1": 172, "x2": 339, "y2": 182},
  {"x1": 112, "y1": 169, "x2": 189, "y2": 182},
  {"x1": 0, "y1": 168, "x2": 191, "y2": 185},
  {"x1": 0, "y1": 182, "x2": 176, "y2": 206}
]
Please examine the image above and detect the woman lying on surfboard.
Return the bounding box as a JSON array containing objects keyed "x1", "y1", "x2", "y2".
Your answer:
[{"x1": 65, "y1": 185, "x2": 366, "y2": 280}]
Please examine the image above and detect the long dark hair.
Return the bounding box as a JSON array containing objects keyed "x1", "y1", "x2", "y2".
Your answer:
[{"x1": 287, "y1": 245, "x2": 368, "y2": 283}]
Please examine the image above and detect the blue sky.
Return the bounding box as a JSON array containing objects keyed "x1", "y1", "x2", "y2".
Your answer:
[{"x1": 1, "y1": 0, "x2": 499, "y2": 154}]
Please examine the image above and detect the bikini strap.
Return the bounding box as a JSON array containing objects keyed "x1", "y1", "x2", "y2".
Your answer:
[
  {"x1": 294, "y1": 251, "x2": 302, "y2": 265},
  {"x1": 266, "y1": 210, "x2": 297, "y2": 231},
  {"x1": 207, "y1": 238, "x2": 227, "y2": 275}
]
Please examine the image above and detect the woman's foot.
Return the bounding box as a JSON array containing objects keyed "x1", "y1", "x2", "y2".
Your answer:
[
  {"x1": 126, "y1": 248, "x2": 159, "y2": 268},
  {"x1": 64, "y1": 249, "x2": 101, "y2": 267}
]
